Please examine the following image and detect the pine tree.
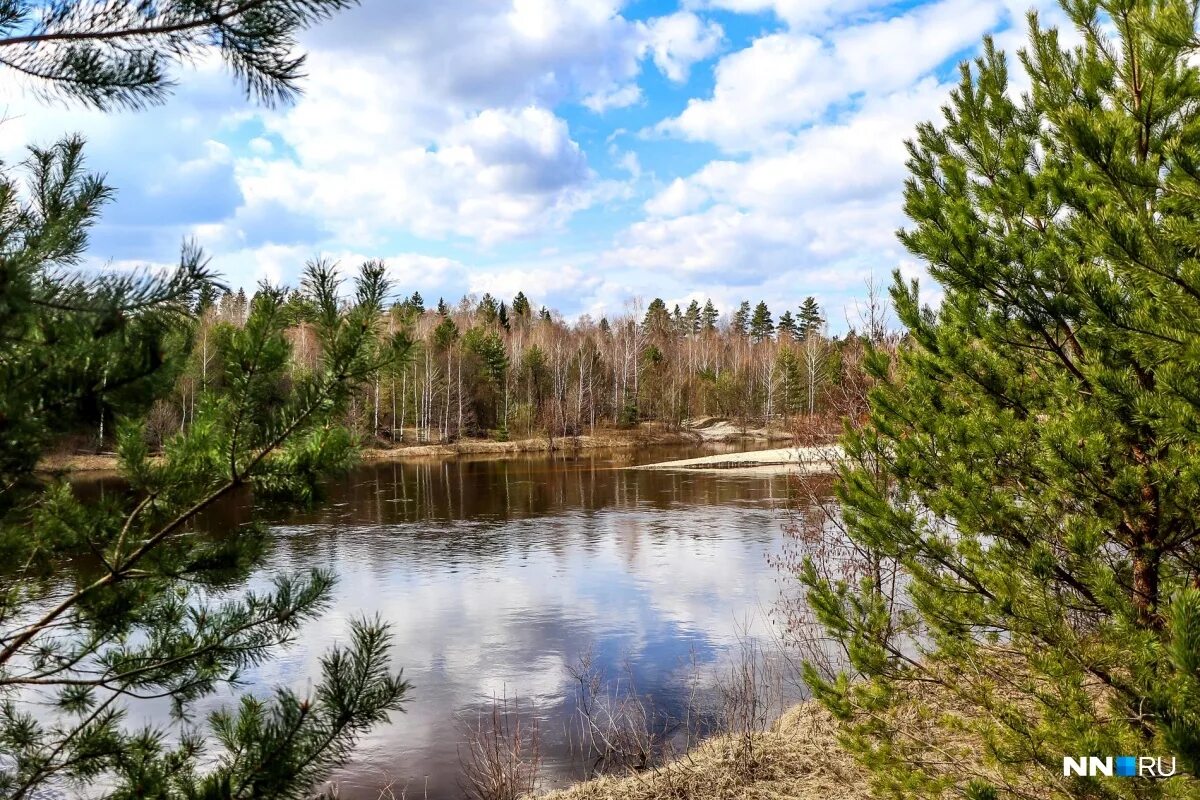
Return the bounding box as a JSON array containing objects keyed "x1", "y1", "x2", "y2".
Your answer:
[
  {"x1": 777, "y1": 310, "x2": 796, "y2": 340},
  {"x1": 0, "y1": 2, "x2": 418, "y2": 795},
  {"x1": 701, "y1": 300, "x2": 719, "y2": 332},
  {"x1": 476, "y1": 293, "x2": 499, "y2": 325},
  {"x1": 731, "y1": 301, "x2": 751, "y2": 336},
  {"x1": 194, "y1": 277, "x2": 220, "y2": 314},
  {"x1": 749, "y1": 301, "x2": 774, "y2": 342},
  {"x1": 804, "y1": 4, "x2": 1200, "y2": 797},
  {"x1": 408, "y1": 290, "x2": 424, "y2": 313},
  {"x1": 797, "y1": 296, "x2": 822, "y2": 340},
  {"x1": 685, "y1": 299, "x2": 701, "y2": 335},
  {"x1": 0, "y1": 172, "x2": 413, "y2": 793},
  {"x1": 511, "y1": 291, "x2": 531, "y2": 319},
  {"x1": 642, "y1": 298, "x2": 670, "y2": 334},
  {"x1": 0, "y1": 0, "x2": 358, "y2": 110},
  {"x1": 464, "y1": 326, "x2": 508, "y2": 431},
  {"x1": 233, "y1": 287, "x2": 248, "y2": 320}
]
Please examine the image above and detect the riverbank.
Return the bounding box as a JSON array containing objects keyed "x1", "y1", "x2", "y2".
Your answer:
[
  {"x1": 36, "y1": 420, "x2": 797, "y2": 472},
  {"x1": 539, "y1": 700, "x2": 869, "y2": 800},
  {"x1": 360, "y1": 427, "x2": 704, "y2": 460},
  {"x1": 630, "y1": 445, "x2": 843, "y2": 475},
  {"x1": 537, "y1": 651, "x2": 1070, "y2": 800}
]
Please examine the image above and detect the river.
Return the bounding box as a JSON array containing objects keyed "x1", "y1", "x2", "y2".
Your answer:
[{"x1": 88, "y1": 444, "x2": 808, "y2": 798}]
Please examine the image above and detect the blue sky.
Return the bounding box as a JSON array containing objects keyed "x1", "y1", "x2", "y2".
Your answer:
[{"x1": 0, "y1": 0, "x2": 1068, "y2": 327}]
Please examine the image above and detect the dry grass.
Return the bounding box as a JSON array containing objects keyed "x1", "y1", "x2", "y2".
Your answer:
[
  {"x1": 459, "y1": 694, "x2": 542, "y2": 800},
  {"x1": 538, "y1": 700, "x2": 869, "y2": 800},
  {"x1": 536, "y1": 650, "x2": 1073, "y2": 800},
  {"x1": 35, "y1": 451, "x2": 124, "y2": 472}
]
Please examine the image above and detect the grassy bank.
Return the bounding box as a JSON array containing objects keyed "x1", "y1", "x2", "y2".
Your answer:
[{"x1": 539, "y1": 700, "x2": 869, "y2": 800}]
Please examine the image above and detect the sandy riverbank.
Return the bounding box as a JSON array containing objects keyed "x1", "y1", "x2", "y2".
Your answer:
[
  {"x1": 36, "y1": 420, "x2": 798, "y2": 472},
  {"x1": 631, "y1": 445, "x2": 844, "y2": 475}
]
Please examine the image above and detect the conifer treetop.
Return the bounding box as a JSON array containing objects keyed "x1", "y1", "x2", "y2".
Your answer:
[{"x1": 0, "y1": 0, "x2": 359, "y2": 110}]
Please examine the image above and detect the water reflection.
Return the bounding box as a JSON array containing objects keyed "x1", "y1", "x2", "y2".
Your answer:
[{"x1": 99, "y1": 446, "x2": 804, "y2": 798}]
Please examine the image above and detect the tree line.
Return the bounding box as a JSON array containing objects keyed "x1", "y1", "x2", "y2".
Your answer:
[{"x1": 139, "y1": 284, "x2": 884, "y2": 451}]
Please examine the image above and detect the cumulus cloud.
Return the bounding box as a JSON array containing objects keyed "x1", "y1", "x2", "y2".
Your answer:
[
  {"x1": 614, "y1": 0, "x2": 1072, "y2": 324},
  {"x1": 642, "y1": 11, "x2": 724, "y2": 83},
  {"x1": 236, "y1": 104, "x2": 594, "y2": 246},
  {"x1": 584, "y1": 83, "x2": 644, "y2": 113},
  {"x1": 0, "y1": 0, "x2": 1079, "y2": 324},
  {"x1": 660, "y1": 0, "x2": 1004, "y2": 153},
  {"x1": 690, "y1": 0, "x2": 897, "y2": 31}
]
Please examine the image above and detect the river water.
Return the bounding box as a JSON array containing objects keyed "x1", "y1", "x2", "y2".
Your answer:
[{"x1": 97, "y1": 444, "x2": 808, "y2": 798}]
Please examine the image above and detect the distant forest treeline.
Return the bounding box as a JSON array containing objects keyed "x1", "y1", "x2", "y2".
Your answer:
[{"x1": 108, "y1": 277, "x2": 897, "y2": 451}]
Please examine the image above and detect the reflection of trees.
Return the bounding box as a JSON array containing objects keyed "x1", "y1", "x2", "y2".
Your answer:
[
  {"x1": 71, "y1": 452, "x2": 814, "y2": 581},
  {"x1": 250, "y1": 453, "x2": 799, "y2": 569}
]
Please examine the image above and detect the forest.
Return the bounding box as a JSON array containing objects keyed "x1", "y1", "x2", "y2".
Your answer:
[{"x1": 118, "y1": 282, "x2": 890, "y2": 454}]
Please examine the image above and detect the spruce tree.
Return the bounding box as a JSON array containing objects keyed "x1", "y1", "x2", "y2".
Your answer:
[
  {"x1": 476, "y1": 293, "x2": 499, "y2": 325},
  {"x1": 777, "y1": 310, "x2": 796, "y2": 340},
  {"x1": 749, "y1": 301, "x2": 774, "y2": 342},
  {"x1": 804, "y1": 3, "x2": 1200, "y2": 796},
  {"x1": 511, "y1": 291, "x2": 531, "y2": 319},
  {"x1": 685, "y1": 299, "x2": 702, "y2": 335},
  {"x1": 731, "y1": 301, "x2": 751, "y2": 336},
  {"x1": 408, "y1": 291, "x2": 424, "y2": 313},
  {"x1": 701, "y1": 300, "x2": 719, "y2": 332},
  {"x1": 797, "y1": 296, "x2": 822, "y2": 340},
  {"x1": 194, "y1": 278, "x2": 220, "y2": 315}
]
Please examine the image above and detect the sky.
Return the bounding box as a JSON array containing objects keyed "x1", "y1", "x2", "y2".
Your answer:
[{"x1": 0, "y1": 0, "x2": 1070, "y2": 328}]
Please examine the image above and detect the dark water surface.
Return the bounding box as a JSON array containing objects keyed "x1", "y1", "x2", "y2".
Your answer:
[{"x1": 100, "y1": 444, "x2": 801, "y2": 798}]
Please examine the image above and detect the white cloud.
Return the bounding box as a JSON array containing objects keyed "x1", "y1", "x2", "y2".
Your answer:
[
  {"x1": 644, "y1": 176, "x2": 709, "y2": 217},
  {"x1": 238, "y1": 104, "x2": 593, "y2": 245},
  {"x1": 690, "y1": 0, "x2": 896, "y2": 31},
  {"x1": 661, "y1": 0, "x2": 1004, "y2": 153},
  {"x1": 642, "y1": 11, "x2": 724, "y2": 83},
  {"x1": 584, "y1": 83, "x2": 644, "y2": 113},
  {"x1": 0, "y1": 0, "x2": 1074, "y2": 326}
]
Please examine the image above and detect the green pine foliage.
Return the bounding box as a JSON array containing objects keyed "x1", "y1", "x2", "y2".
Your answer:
[
  {"x1": 511, "y1": 291, "x2": 532, "y2": 319},
  {"x1": 685, "y1": 300, "x2": 702, "y2": 334},
  {"x1": 642, "y1": 298, "x2": 670, "y2": 334},
  {"x1": 0, "y1": 0, "x2": 359, "y2": 110},
  {"x1": 803, "y1": 2, "x2": 1200, "y2": 797},
  {"x1": 732, "y1": 301, "x2": 751, "y2": 336},
  {"x1": 750, "y1": 301, "x2": 774, "y2": 342},
  {"x1": 0, "y1": 145, "x2": 414, "y2": 797},
  {"x1": 797, "y1": 296, "x2": 822, "y2": 340},
  {"x1": 777, "y1": 310, "x2": 796, "y2": 340}
]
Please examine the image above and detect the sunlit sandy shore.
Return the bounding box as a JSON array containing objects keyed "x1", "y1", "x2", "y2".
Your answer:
[{"x1": 631, "y1": 445, "x2": 844, "y2": 475}]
